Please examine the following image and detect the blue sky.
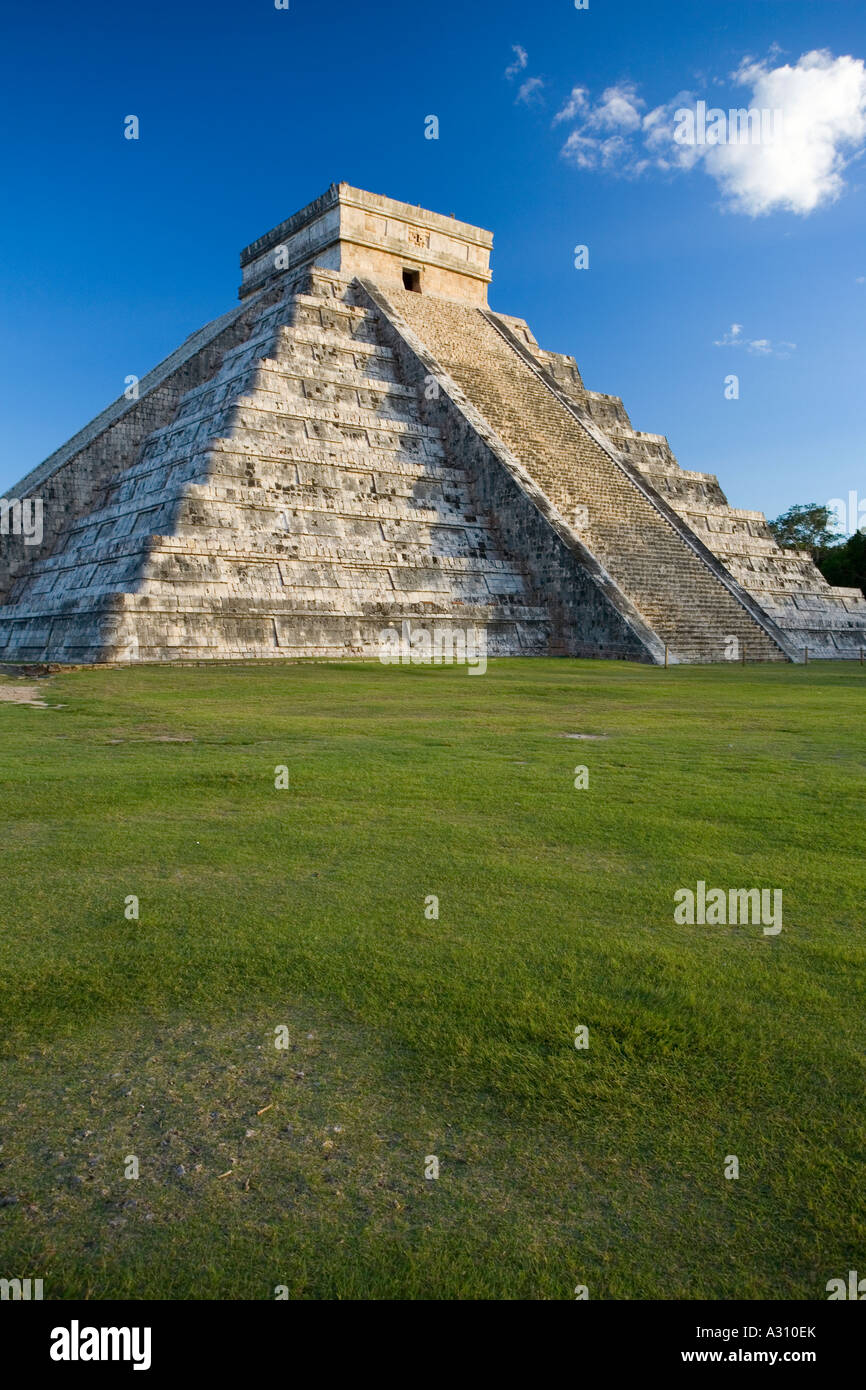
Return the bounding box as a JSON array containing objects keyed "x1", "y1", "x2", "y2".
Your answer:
[{"x1": 1, "y1": 0, "x2": 864, "y2": 526}]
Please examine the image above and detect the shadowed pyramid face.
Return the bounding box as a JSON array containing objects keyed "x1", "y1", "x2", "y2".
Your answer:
[{"x1": 0, "y1": 186, "x2": 863, "y2": 665}]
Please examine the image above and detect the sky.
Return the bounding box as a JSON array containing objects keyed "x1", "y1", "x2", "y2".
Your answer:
[{"x1": 1, "y1": 0, "x2": 864, "y2": 529}]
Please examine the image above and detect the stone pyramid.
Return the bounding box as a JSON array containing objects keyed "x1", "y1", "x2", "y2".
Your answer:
[{"x1": 1, "y1": 182, "x2": 863, "y2": 664}]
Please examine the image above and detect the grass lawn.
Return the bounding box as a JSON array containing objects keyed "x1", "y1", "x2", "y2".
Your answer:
[{"x1": 0, "y1": 658, "x2": 863, "y2": 1300}]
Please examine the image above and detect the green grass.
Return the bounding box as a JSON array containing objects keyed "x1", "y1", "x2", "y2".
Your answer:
[{"x1": 0, "y1": 658, "x2": 864, "y2": 1300}]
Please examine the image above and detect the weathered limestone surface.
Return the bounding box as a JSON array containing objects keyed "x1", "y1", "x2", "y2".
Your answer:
[
  {"x1": 0, "y1": 273, "x2": 556, "y2": 661},
  {"x1": 378, "y1": 290, "x2": 793, "y2": 663},
  {"x1": 0, "y1": 294, "x2": 281, "y2": 614},
  {"x1": 239, "y1": 183, "x2": 493, "y2": 306},
  {"x1": 359, "y1": 281, "x2": 662, "y2": 662},
  {"x1": 519, "y1": 332, "x2": 866, "y2": 657},
  {"x1": 0, "y1": 184, "x2": 860, "y2": 663}
]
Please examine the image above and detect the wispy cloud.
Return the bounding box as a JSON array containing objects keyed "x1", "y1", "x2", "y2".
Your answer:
[
  {"x1": 557, "y1": 82, "x2": 650, "y2": 170},
  {"x1": 714, "y1": 323, "x2": 796, "y2": 357},
  {"x1": 517, "y1": 76, "x2": 545, "y2": 106},
  {"x1": 553, "y1": 87, "x2": 588, "y2": 125},
  {"x1": 714, "y1": 324, "x2": 745, "y2": 347},
  {"x1": 505, "y1": 45, "x2": 528, "y2": 81}
]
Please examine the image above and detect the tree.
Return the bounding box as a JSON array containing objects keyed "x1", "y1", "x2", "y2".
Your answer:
[
  {"x1": 816, "y1": 528, "x2": 866, "y2": 597},
  {"x1": 768, "y1": 501, "x2": 866, "y2": 597},
  {"x1": 768, "y1": 503, "x2": 838, "y2": 555}
]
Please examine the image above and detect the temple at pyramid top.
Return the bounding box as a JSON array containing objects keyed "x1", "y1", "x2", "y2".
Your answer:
[{"x1": 238, "y1": 182, "x2": 494, "y2": 305}]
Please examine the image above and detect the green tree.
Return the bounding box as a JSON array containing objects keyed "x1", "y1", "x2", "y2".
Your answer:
[
  {"x1": 816, "y1": 528, "x2": 866, "y2": 596},
  {"x1": 768, "y1": 503, "x2": 839, "y2": 555}
]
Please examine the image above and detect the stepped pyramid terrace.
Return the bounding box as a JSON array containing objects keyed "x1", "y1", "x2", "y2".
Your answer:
[{"x1": 1, "y1": 181, "x2": 864, "y2": 664}]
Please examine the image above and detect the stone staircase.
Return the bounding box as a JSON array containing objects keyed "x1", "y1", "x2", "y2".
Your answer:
[
  {"x1": 379, "y1": 288, "x2": 792, "y2": 663},
  {"x1": 0, "y1": 273, "x2": 553, "y2": 662},
  {"x1": 520, "y1": 343, "x2": 866, "y2": 659}
]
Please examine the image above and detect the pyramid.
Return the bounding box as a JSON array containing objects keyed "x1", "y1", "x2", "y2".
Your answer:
[{"x1": 1, "y1": 182, "x2": 863, "y2": 664}]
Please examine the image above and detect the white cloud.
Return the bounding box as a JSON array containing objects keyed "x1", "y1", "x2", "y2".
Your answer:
[
  {"x1": 707, "y1": 50, "x2": 866, "y2": 214},
  {"x1": 516, "y1": 76, "x2": 545, "y2": 106},
  {"x1": 556, "y1": 49, "x2": 866, "y2": 215},
  {"x1": 505, "y1": 45, "x2": 528, "y2": 81},
  {"x1": 714, "y1": 324, "x2": 744, "y2": 346},
  {"x1": 590, "y1": 83, "x2": 645, "y2": 132},
  {"x1": 562, "y1": 130, "x2": 635, "y2": 169},
  {"x1": 714, "y1": 323, "x2": 796, "y2": 357},
  {"x1": 557, "y1": 83, "x2": 646, "y2": 159},
  {"x1": 554, "y1": 87, "x2": 589, "y2": 125},
  {"x1": 560, "y1": 129, "x2": 600, "y2": 168}
]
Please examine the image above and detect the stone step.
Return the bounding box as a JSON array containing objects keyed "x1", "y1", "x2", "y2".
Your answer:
[
  {"x1": 290, "y1": 296, "x2": 380, "y2": 339},
  {"x1": 289, "y1": 292, "x2": 377, "y2": 323},
  {"x1": 12, "y1": 515, "x2": 527, "y2": 584},
  {"x1": 140, "y1": 392, "x2": 441, "y2": 459},
  {"x1": 271, "y1": 323, "x2": 397, "y2": 365},
  {"x1": 22, "y1": 526, "x2": 525, "y2": 574},
  {"x1": 174, "y1": 356, "x2": 411, "y2": 429},
  {"x1": 139, "y1": 546, "x2": 531, "y2": 583},
  {"x1": 0, "y1": 604, "x2": 554, "y2": 664},
  {"x1": 173, "y1": 492, "x2": 485, "y2": 530},
  {"x1": 730, "y1": 569, "x2": 850, "y2": 596},
  {"x1": 179, "y1": 478, "x2": 477, "y2": 512},
  {"x1": 253, "y1": 357, "x2": 416, "y2": 401},
  {"x1": 228, "y1": 396, "x2": 441, "y2": 440},
  {"x1": 23, "y1": 480, "x2": 502, "y2": 552},
  {"x1": 150, "y1": 531, "x2": 515, "y2": 564},
  {"x1": 0, "y1": 591, "x2": 550, "y2": 628},
  {"x1": 95, "y1": 434, "x2": 452, "y2": 511},
  {"x1": 204, "y1": 434, "x2": 447, "y2": 469},
  {"x1": 194, "y1": 473, "x2": 476, "y2": 505}
]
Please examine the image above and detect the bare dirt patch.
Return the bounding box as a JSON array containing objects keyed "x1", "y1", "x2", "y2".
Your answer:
[
  {"x1": 0, "y1": 683, "x2": 49, "y2": 708},
  {"x1": 106, "y1": 736, "x2": 194, "y2": 744}
]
